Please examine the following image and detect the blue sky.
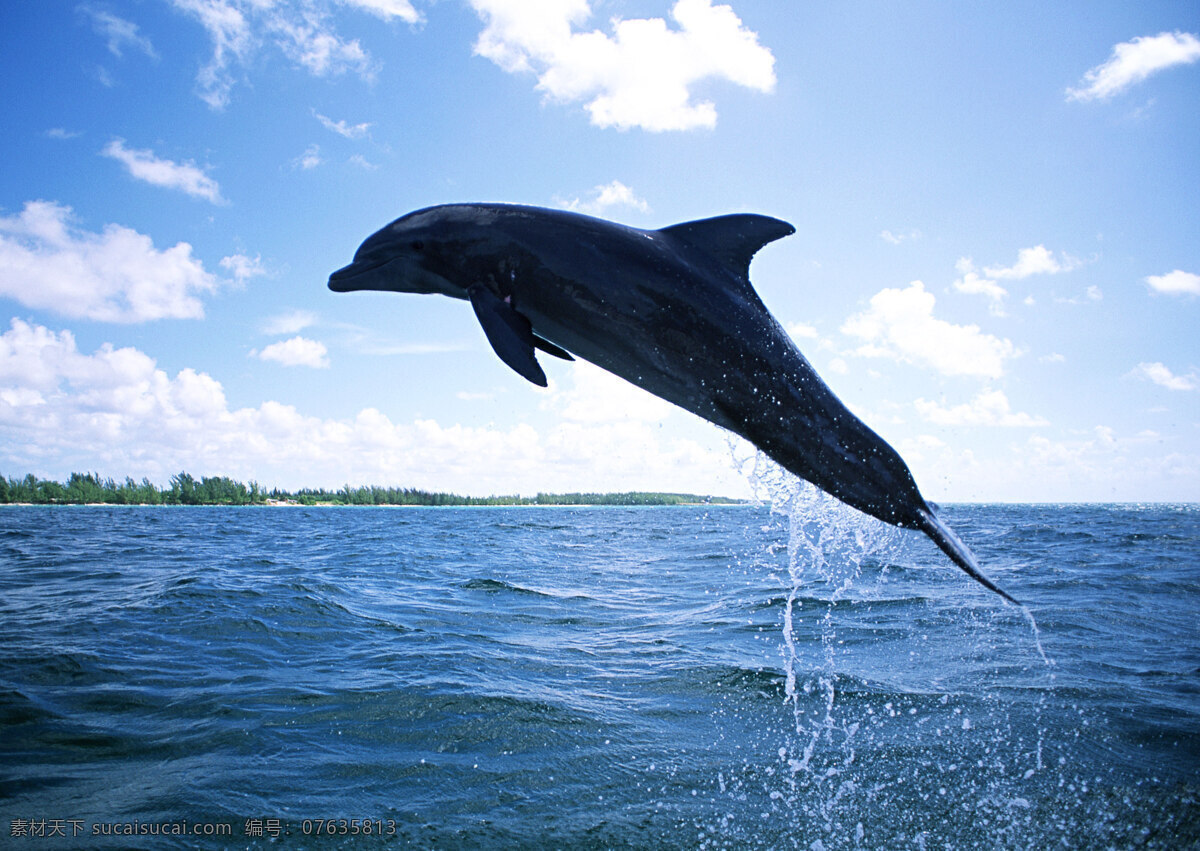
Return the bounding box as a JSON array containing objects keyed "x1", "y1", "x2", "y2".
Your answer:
[{"x1": 1, "y1": 0, "x2": 1197, "y2": 501}]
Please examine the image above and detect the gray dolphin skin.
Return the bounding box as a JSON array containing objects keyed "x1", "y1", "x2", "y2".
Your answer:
[{"x1": 329, "y1": 203, "x2": 1018, "y2": 605}]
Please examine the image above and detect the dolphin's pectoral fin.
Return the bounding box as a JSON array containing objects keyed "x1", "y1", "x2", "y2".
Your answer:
[
  {"x1": 533, "y1": 334, "x2": 573, "y2": 361},
  {"x1": 467, "y1": 284, "x2": 548, "y2": 387},
  {"x1": 659, "y1": 214, "x2": 795, "y2": 282}
]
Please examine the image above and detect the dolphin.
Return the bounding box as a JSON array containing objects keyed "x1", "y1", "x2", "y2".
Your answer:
[{"x1": 329, "y1": 203, "x2": 1017, "y2": 604}]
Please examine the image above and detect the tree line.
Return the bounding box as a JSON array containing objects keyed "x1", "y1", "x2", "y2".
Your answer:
[{"x1": 0, "y1": 472, "x2": 742, "y2": 507}]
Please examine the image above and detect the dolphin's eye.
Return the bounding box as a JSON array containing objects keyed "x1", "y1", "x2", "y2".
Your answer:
[{"x1": 411, "y1": 240, "x2": 424, "y2": 251}]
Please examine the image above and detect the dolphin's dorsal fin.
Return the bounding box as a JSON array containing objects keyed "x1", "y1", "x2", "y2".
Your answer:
[
  {"x1": 659, "y1": 214, "x2": 795, "y2": 281},
  {"x1": 468, "y1": 285, "x2": 548, "y2": 387}
]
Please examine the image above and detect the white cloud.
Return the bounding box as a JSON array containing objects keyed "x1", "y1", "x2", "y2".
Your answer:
[
  {"x1": 542, "y1": 359, "x2": 673, "y2": 425},
  {"x1": 1053, "y1": 285, "x2": 1104, "y2": 305},
  {"x1": 952, "y1": 259, "x2": 1008, "y2": 315},
  {"x1": 982, "y1": 245, "x2": 1078, "y2": 279},
  {"x1": 341, "y1": 0, "x2": 421, "y2": 23},
  {"x1": 101, "y1": 139, "x2": 225, "y2": 204},
  {"x1": 0, "y1": 201, "x2": 219, "y2": 323},
  {"x1": 1145, "y1": 269, "x2": 1200, "y2": 296},
  {"x1": 840, "y1": 281, "x2": 1018, "y2": 379},
  {"x1": 271, "y1": 13, "x2": 370, "y2": 77},
  {"x1": 81, "y1": 6, "x2": 158, "y2": 59},
  {"x1": 253, "y1": 336, "x2": 330, "y2": 368},
  {"x1": 220, "y1": 253, "x2": 266, "y2": 284},
  {"x1": 1018, "y1": 427, "x2": 1195, "y2": 497},
  {"x1": 558, "y1": 180, "x2": 649, "y2": 215},
  {"x1": 170, "y1": 0, "x2": 255, "y2": 109},
  {"x1": 263, "y1": 309, "x2": 318, "y2": 336},
  {"x1": 1133, "y1": 361, "x2": 1197, "y2": 391},
  {"x1": 786, "y1": 322, "x2": 819, "y2": 340},
  {"x1": 294, "y1": 144, "x2": 323, "y2": 170},
  {"x1": 470, "y1": 0, "x2": 776, "y2": 131},
  {"x1": 348, "y1": 154, "x2": 378, "y2": 170},
  {"x1": 895, "y1": 423, "x2": 1200, "y2": 503},
  {"x1": 954, "y1": 247, "x2": 1078, "y2": 314},
  {"x1": 170, "y1": 0, "x2": 406, "y2": 108},
  {"x1": 881, "y1": 228, "x2": 920, "y2": 245},
  {"x1": 82, "y1": 7, "x2": 156, "y2": 60},
  {"x1": 46, "y1": 128, "x2": 82, "y2": 140},
  {"x1": 313, "y1": 110, "x2": 372, "y2": 138},
  {"x1": 1068, "y1": 31, "x2": 1200, "y2": 102},
  {"x1": 0, "y1": 321, "x2": 745, "y2": 496},
  {"x1": 914, "y1": 389, "x2": 1048, "y2": 427}
]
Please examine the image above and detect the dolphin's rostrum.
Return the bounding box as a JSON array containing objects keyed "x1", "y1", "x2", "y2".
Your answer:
[{"x1": 329, "y1": 203, "x2": 1018, "y2": 604}]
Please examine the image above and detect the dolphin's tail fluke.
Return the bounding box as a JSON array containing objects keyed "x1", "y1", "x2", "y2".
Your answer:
[{"x1": 916, "y1": 506, "x2": 1019, "y2": 606}]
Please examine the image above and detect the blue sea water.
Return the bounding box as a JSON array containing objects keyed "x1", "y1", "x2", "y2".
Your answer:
[{"x1": 0, "y1": 490, "x2": 1197, "y2": 848}]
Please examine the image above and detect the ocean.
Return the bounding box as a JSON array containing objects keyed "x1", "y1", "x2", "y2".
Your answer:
[{"x1": 1, "y1": 487, "x2": 1197, "y2": 848}]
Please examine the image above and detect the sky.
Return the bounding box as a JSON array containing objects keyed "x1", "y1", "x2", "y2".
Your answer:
[{"x1": 1, "y1": 1, "x2": 1197, "y2": 502}]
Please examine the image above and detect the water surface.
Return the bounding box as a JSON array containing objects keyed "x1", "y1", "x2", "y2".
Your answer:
[{"x1": 1, "y1": 500, "x2": 1197, "y2": 847}]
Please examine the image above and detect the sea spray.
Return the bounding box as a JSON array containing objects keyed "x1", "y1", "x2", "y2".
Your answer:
[
  {"x1": 743, "y1": 451, "x2": 904, "y2": 840},
  {"x1": 735, "y1": 451, "x2": 1066, "y2": 847}
]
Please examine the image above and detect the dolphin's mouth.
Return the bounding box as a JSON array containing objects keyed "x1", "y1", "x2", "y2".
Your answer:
[{"x1": 328, "y1": 256, "x2": 390, "y2": 292}]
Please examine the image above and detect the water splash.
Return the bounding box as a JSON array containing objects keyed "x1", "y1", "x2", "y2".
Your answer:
[
  {"x1": 731, "y1": 449, "x2": 1062, "y2": 846},
  {"x1": 1021, "y1": 604, "x2": 1053, "y2": 668},
  {"x1": 743, "y1": 452, "x2": 904, "y2": 835}
]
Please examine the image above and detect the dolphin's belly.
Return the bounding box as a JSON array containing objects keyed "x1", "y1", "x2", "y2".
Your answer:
[{"x1": 522, "y1": 287, "x2": 797, "y2": 439}]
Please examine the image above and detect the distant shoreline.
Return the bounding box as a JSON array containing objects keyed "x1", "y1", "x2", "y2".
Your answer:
[
  {"x1": 0, "y1": 472, "x2": 747, "y2": 508},
  {"x1": 0, "y1": 501, "x2": 753, "y2": 508}
]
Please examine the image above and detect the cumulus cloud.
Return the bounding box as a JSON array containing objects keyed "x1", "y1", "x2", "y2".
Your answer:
[
  {"x1": 470, "y1": 0, "x2": 776, "y2": 131},
  {"x1": 953, "y1": 247, "x2": 1078, "y2": 314},
  {"x1": 914, "y1": 389, "x2": 1048, "y2": 427},
  {"x1": 170, "y1": 0, "x2": 416, "y2": 108},
  {"x1": 220, "y1": 253, "x2": 266, "y2": 284},
  {"x1": 982, "y1": 245, "x2": 1078, "y2": 279},
  {"x1": 952, "y1": 259, "x2": 1009, "y2": 315},
  {"x1": 81, "y1": 6, "x2": 159, "y2": 59},
  {"x1": 558, "y1": 180, "x2": 649, "y2": 215},
  {"x1": 102, "y1": 139, "x2": 225, "y2": 204},
  {"x1": 1068, "y1": 31, "x2": 1200, "y2": 102},
  {"x1": 253, "y1": 336, "x2": 330, "y2": 368},
  {"x1": 0, "y1": 321, "x2": 743, "y2": 496},
  {"x1": 0, "y1": 201, "x2": 219, "y2": 322},
  {"x1": 840, "y1": 281, "x2": 1018, "y2": 379},
  {"x1": 1133, "y1": 361, "x2": 1197, "y2": 391},
  {"x1": 1145, "y1": 269, "x2": 1200, "y2": 296}
]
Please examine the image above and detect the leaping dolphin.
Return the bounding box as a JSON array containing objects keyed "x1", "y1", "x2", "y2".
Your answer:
[{"x1": 329, "y1": 203, "x2": 1018, "y2": 604}]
